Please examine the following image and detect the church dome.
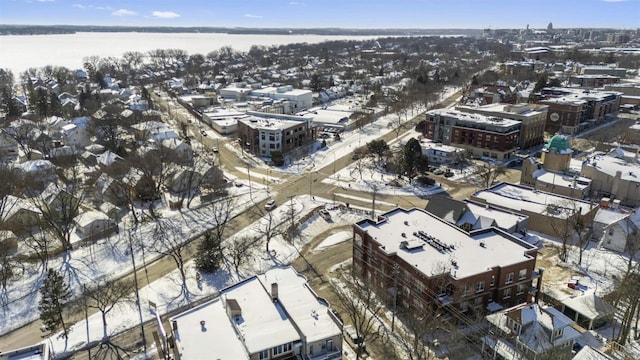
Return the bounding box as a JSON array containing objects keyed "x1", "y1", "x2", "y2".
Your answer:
[{"x1": 544, "y1": 134, "x2": 572, "y2": 154}]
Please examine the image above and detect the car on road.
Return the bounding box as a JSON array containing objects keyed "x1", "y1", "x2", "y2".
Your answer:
[
  {"x1": 212, "y1": 147, "x2": 219, "y2": 153},
  {"x1": 319, "y1": 209, "x2": 331, "y2": 220},
  {"x1": 265, "y1": 199, "x2": 277, "y2": 210},
  {"x1": 201, "y1": 130, "x2": 208, "y2": 137},
  {"x1": 432, "y1": 168, "x2": 444, "y2": 175}
]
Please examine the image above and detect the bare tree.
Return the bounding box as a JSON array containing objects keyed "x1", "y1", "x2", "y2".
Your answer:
[
  {"x1": 333, "y1": 271, "x2": 386, "y2": 359},
  {"x1": 225, "y1": 235, "x2": 261, "y2": 273},
  {"x1": 207, "y1": 196, "x2": 236, "y2": 243},
  {"x1": 252, "y1": 205, "x2": 284, "y2": 253},
  {"x1": 475, "y1": 162, "x2": 506, "y2": 189},
  {"x1": 150, "y1": 219, "x2": 190, "y2": 295},
  {"x1": 23, "y1": 229, "x2": 53, "y2": 272},
  {"x1": 83, "y1": 279, "x2": 134, "y2": 339},
  {"x1": 31, "y1": 182, "x2": 82, "y2": 251}
]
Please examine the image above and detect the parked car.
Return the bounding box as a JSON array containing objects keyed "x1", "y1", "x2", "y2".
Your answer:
[
  {"x1": 212, "y1": 146, "x2": 219, "y2": 153},
  {"x1": 201, "y1": 130, "x2": 208, "y2": 137},
  {"x1": 265, "y1": 199, "x2": 277, "y2": 210},
  {"x1": 433, "y1": 168, "x2": 444, "y2": 175},
  {"x1": 444, "y1": 171, "x2": 454, "y2": 178},
  {"x1": 234, "y1": 181, "x2": 243, "y2": 187}
]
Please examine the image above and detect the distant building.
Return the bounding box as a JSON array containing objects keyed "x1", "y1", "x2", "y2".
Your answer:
[
  {"x1": 573, "y1": 63, "x2": 627, "y2": 78},
  {"x1": 0, "y1": 343, "x2": 51, "y2": 360},
  {"x1": 237, "y1": 112, "x2": 313, "y2": 158},
  {"x1": 353, "y1": 208, "x2": 539, "y2": 318},
  {"x1": 534, "y1": 87, "x2": 622, "y2": 135},
  {"x1": 423, "y1": 109, "x2": 520, "y2": 161},
  {"x1": 456, "y1": 103, "x2": 548, "y2": 149},
  {"x1": 570, "y1": 74, "x2": 620, "y2": 88},
  {"x1": 481, "y1": 303, "x2": 581, "y2": 360},
  {"x1": 170, "y1": 266, "x2": 343, "y2": 360},
  {"x1": 581, "y1": 147, "x2": 640, "y2": 207}
]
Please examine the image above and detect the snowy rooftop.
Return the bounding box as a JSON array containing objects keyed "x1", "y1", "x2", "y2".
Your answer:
[
  {"x1": 582, "y1": 152, "x2": 640, "y2": 183},
  {"x1": 260, "y1": 267, "x2": 341, "y2": 343},
  {"x1": 463, "y1": 201, "x2": 527, "y2": 231},
  {"x1": 535, "y1": 171, "x2": 591, "y2": 190},
  {"x1": 420, "y1": 140, "x2": 462, "y2": 154},
  {"x1": 252, "y1": 86, "x2": 311, "y2": 97},
  {"x1": 0, "y1": 343, "x2": 50, "y2": 360},
  {"x1": 487, "y1": 303, "x2": 581, "y2": 354},
  {"x1": 593, "y1": 208, "x2": 629, "y2": 225},
  {"x1": 427, "y1": 108, "x2": 520, "y2": 128},
  {"x1": 355, "y1": 208, "x2": 536, "y2": 279},
  {"x1": 472, "y1": 183, "x2": 594, "y2": 219},
  {"x1": 299, "y1": 108, "x2": 352, "y2": 126},
  {"x1": 456, "y1": 103, "x2": 547, "y2": 118},
  {"x1": 172, "y1": 298, "x2": 249, "y2": 359},
  {"x1": 238, "y1": 115, "x2": 308, "y2": 131},
  {"x1": 171, "y1": 267, "x2": 339, "y2": 358}
]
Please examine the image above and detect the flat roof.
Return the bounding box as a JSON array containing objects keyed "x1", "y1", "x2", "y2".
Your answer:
[
  {"x1": 472, "y1": 183, "x2": 593, "y2": 219},
  {"x1": 355, "y1": 208, "x2": 535, "y2": 279},
  {"x1": 261, "y1": 268, "x2": 341, "y2": 343},
  {"x1": 300, "y1": 108, "x2": 351, "y2": 125},
  {"x1": 172, "y1": 298, "x2": 248, "y2": 359},
  {"x1": 457, "y1": 103, "x2": 547, "y2": 119},
  {"x1": 535, "y1": 171, "x2": 591, "y2": 190},
  {"x1": 583, "y1": 152, "x2": 640, "y2": 183},
  {"x1": 426, "y1": 109, "x2": 521, "y2": 128}
]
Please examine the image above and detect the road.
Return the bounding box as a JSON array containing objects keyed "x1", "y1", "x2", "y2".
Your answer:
[{"x1": 0, "y1": 87, "x2": 510, "y2": 358}]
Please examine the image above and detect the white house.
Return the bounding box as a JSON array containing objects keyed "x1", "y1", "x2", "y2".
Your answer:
[
  {"x1": 600, "y1": 208, "x2": 640, "y2": 253},
  {"x1": 74, "y1": 210, "x2": 116, "y2": 239}
]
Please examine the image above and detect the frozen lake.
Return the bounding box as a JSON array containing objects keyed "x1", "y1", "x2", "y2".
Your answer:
[{"x1": 0, "y1": 32, "x2": 383, "y2": 76}]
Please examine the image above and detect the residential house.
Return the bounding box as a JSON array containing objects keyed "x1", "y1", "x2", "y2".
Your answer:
[
  {"x1": 481, "y1": 303, "x2": 581, "y2": 360},
  {"x1": 160, "y1": 138, "x2": 193, "y2": 165},
  {"x1": 0, "y1": 230, "x2": 18, "y2": 253},
  {"x1": 419, "y1": 141, "x2": 464, "y2": 166},
  {"x1": 0, "y1": 129, "x2": 18, "y2": 160},
  {"x1": 73, "y1": 210, "x2": 117, "y2": 242},
  {"x1": 599, "y1": 208, "x2": 640, "y2": 253},
  {"x1": 424, "y1": 195, "x2": 529, "y2": 235},
  {"x1": 353, "y1": 208, "x2": 539, "y2": 318},
  {"x1": 0, "y1": 195, "x2": 40, "y2": 232},
  {"x1": 170, "y1": 266, "x2": 343, "y2": 360},
  {"x1": 15, "y1": 160, "x2": 57, "y2": 184}
]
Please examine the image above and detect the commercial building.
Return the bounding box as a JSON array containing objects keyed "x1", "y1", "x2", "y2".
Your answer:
[
  {"x1": 251, "y1": 85, "x2": 313, "y2": 114},
  {"x1": 534, "y1": 87, "x2": 622, "y2": 135},
  {"x1": 570, "y1": 74, "x2": 620, "y2": 88},
  {"x1": 581, "y1": 147, "x2": 640, "y2": 207},
  {"x1": 423, "y1": 109, "x2": 520, "y2": 161},
  {"x1": 456, "y1": 103, "x2": 548, "y2": 149},
  {"x1": 573, "y1": 64, "x2": 627, "y2": 78},
  {"x1": 237, "y1": 112, "x2": 313, "y2": 158},
  {"x1": 470, "y1": 183, "x2": 599, "y2": 238},
  {"x1": 353, "y1": 208, "x2": 539, "y2": 318},
  {"x1": 170, "y1": 266, "x2": 343, "y2": 360}
]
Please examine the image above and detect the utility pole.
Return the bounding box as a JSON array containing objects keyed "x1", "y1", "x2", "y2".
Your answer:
[{"x1": 128, "y1": 227, "x2": 147, "y2": 355}]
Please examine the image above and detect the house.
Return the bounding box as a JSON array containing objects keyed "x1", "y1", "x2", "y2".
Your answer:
[
  {"x1": 353, "y1": 208, "x2": 539, "y2": 317},
  {"x1": 15, "y1": 160, "x2": 57, "y2": 184},
  {"x1": 0, "y1": 129, "x2": 18, "y2": 159},
  {"x1": 573, "y1": 346, "x2": 613, "y2": 360},
  {"x1": 425, "y1": 195, "x2": 529, "y2": 235},
  {"x1": 470, "y1": 183, "x2": 598, "y2": 238},
  {"x1": 599, "y1": 208, "x2": 640, "y2": 253},
  {"x1": 419, "y1": 141, "x2": 464, "y2": 166},
  {"x1": 160, "y1": 138, "x2": 193, "y2": 165},
  {"x1": 96, "y1": 151, "x2": 124, "y2": 167},
  {"x1": 481, "y1": 303, "x2": 581, "y2": 360},
  {"x1": 0, "y1": 195, "x2": 40, "y2": 232},
  {"x1": 73, "y1": 210, "x2": 116, "y2": 241},
  {"x1": 170, "y1": 266, "x2": 343, "y2": 360}
]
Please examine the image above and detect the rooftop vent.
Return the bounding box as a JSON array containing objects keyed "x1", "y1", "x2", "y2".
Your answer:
[
  {"x1": 271, "y1": 283, "x2": 279, "y2": 301},
  {"x1": 404, "y1": 220, "x2": 409, "y2": 226}
]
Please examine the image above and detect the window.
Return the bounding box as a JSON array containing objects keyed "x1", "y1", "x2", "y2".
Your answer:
[
  {"x1": 474, "y1": 296, "x2": 483, "y2": 307},
  {"x1": 519, "y1": 269, "x2": 527, "y2": 281},
  {"x1": 461, "y1": 285, "x2": 469, "y2": 297},
  {"x1": 503, "y1": 288, "x2": 511, "y2": 299},
  {"x1": 517, "y1": 284, "x2": 525, "y2": 295},
  {"x1": 460, "y1": 301, "x2": 469, "y2": 312},
  {"x1": 272, "y1": 343, "x2": 292, "y2": 356},
  {"x1": 476, "y1": 281, "x2": 485, "y2": 293},
  {"x1": 259, "y1": 350, "x2": 269, "y2": 359},
  {"x1": 490, "y1": 275, "x2": 496, "y2": 288},
  {"x1": 506, "y1": 272, "x2": 514, "y2": 285}
]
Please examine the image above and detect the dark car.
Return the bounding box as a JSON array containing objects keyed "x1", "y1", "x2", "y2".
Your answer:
[{"x1": 444, "y1": 171, "x2": 454, "y2": 178}]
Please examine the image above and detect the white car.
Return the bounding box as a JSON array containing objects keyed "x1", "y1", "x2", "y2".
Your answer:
[{"x1": 265, "y1": 199, "x2": 277, "y2": 210}]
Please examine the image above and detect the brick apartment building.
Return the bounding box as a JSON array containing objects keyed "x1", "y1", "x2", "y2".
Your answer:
[
  {"x1": 532, "y1": 87, "x2": 622, "y2": 134},
  {"x1": 456, "y1": 103, "x2": 548, "y2": 149},
  {"x1": 237, "y1": 112, "x2": 313, "y2": 158},
  {"x1": 424, "y1": 109, "x2": 520, "y2": 161},
  {"x1": 352, "y1": 208, "x2": 539, "y2": 318}
]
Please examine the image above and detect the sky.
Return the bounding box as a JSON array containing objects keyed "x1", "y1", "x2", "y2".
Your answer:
[{"x1": 1, "y1": 0, "x2": 638, "y2": 29}]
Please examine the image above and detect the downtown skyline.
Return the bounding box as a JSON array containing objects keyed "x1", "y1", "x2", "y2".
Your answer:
[{"x1": 1, "y1": 0, "x2": 639, "y2": 29}]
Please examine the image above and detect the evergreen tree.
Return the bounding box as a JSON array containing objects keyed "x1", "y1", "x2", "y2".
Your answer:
[
  {"x1": 39, "y1": 268, "x2": 72, "y2": 339},
  {"x1": 195, "y1": 232, "x2": 224, "y2": 273}
]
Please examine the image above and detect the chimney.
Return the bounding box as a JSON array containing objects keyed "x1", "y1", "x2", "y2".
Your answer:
[
  {"x1": 271, "y1": 283, "x2": 279, "y2": 301},
  {"x1": 172, "y1": 320, "x2": 178, "y2": 331}
]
